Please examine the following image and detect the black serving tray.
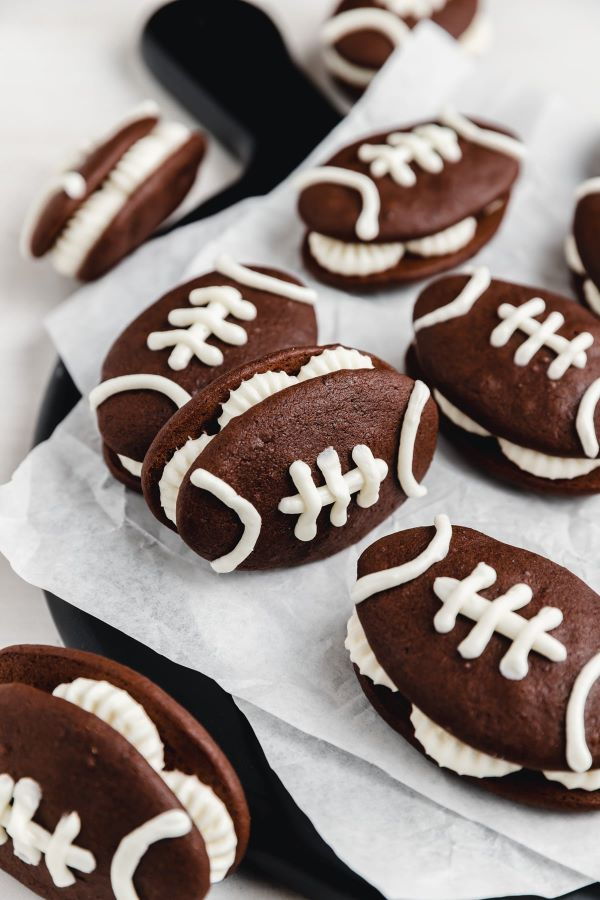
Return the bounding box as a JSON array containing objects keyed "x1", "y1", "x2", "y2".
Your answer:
[{"x1": 34, "y1": 1, "x2": 385, "y2": 897}]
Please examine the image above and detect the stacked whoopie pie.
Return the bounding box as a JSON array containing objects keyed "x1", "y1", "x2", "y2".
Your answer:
[
  {"x1": 0, "y1": 644, "x2": 249, "y2": 898},
  {"x1": 21, "y1": 101, "x2": 206, "y2": 281},
  {"x1": 565, "y1": 178, "x2": 600, "y2": 317}
]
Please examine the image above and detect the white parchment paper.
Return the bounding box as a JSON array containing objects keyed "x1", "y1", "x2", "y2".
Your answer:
[{"x1": 4, "y1": 24, "x2": 600, "y2": 899}]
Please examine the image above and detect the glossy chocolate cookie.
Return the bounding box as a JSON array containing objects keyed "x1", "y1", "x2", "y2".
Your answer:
[
  {"x1": 296, "y1": 111, "x2": 523, "y2": 290},
  {"x1": 565, "y1": 178, "x2": 600, "y2": 318},
  {"x1": 0, "y1": 644, "x2": 249, "y2": 898},
  {"x1": 346, "y1": 515, "x2": 600, "y2": 810},
  {"x1": 21, "y1": 101, "x2": 206, "y2": 281},
  {"x1": 409, "y1": 268, "x2": 600, "y2": 493},
  {"x1": 142, "y1": 344, "x2": 438, "y2": 571},
  {"x1": 90, "y1": 256, "x2": 318, "y2": 491}
]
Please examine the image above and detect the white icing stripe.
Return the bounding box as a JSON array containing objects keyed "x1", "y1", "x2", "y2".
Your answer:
[
  {"x1": 162, "y1": 771, "x2": 237, "y2": 883},
  {"x1": 53, "y1": 678, "x2": 165, "y2": 772},
  {"x1": 0, "y1": 776, "x2": 96, "y2": 887},
  {"x1": 380, "y1": 0, "x2": 446, "y2": 18},
  {"x1": 118, "y1": 455, "x2": 143, "y2": 478},
  {"x1": 433, "y1": 564, "x2": 566, "y2": 680},
  {"x1": 89, "y1": 374, "x2": 191, "y2": 412},
  {"x1": 159, "y1": 434, "x2": 214, "y2": 525},
  {"x1": 410, "y1": 706, "x2": 522, "y2": 778},
  {"x1": 498, "y1": 437, "x2": 600, "y2": 479},
  {"x1": 321, "y1": 8, "x2": 410, "y2": 58},
  {"x1": 322, "y1": 44, "x2": 379, "y2": 88},
  {"x1": 51, "y1": 121, "x2": 192, "y2": 277},
  {"x1": 110, "y1": 810, "x2": 192, "y2": 900},
  {"x1": 189, "y1": 469, "x2": 262, "y2": 573},
  {"x1": 440, "y1": 107, "x2": 526, "y2": 161},
  {"x1": 397, "y1": 380, "x2": 430, "y2": 498},
  {"x1": 565, "y1": 234, "x2": 586, "y2": 276},
  {"x1": 490, "y1": 298, "x2": 593, "y2": 380},
  {"x1": 433, "y1": 389, "x2": 491, "y2": 436},
  {"x1": 564, "y1": 651, "x2": 600, "y2": 773},
  {"x1": 352, "y1": 513, "x2": 452, "y2": 604},
  {"x1": 576, "y1": 378, "x2": 600, "y2": 458},
  {"x1": 147, "y1": 286, "x2": 257, "y2": 371},
  {"x1": 295, "y1": 166, "x2": 380, "y2": 241},
  {"x1": 584, "y1": 279, "x2": 600, "y2": 316},
  {"x1": 344, "y1": 608, "x2": 397, "y2": 691},
  {"x1": 413, "y1": 267, "x2": 491, "y2": 331},
  {"x1": 215, "y1": 254, "x2": 317, "y2": 304},
  {"x1": 279, "y1": 445, "x2": 388, "y2": 541},
  {"x1": 360, "y1": 124, "x2": 461, "y2": 188},
  {"x1": 575, "y1": 177, "x2": 600, "y2": 201}
]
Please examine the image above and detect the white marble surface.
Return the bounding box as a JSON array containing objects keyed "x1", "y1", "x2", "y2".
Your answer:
[{"x1": 1, "y1": 0, "x2": 600, "y2": 897}]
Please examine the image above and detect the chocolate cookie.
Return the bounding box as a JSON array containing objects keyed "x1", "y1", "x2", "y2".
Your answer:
[
  {"x1": 0, "y1": 644, "x2": 249, "y2": 898},
  {"x1": 21, "y1": 101, "x2": 206, "y2": 281},
  {"x1": 142, "y1": 344, "x2": 438, "y2": 570},
  {"x1": 345, "y1": 515, "x2": 600, "y2": 810},
  {"x1": 296, "y1": 111, "x2": 523, "y2": 291},
  {"x1": 321, "y1": 0, "x2": 485, "y2": 97},
  {"x1": 409, "y1": 267, "x2": 600, "y2": 493},
  {"x1": 565, "y1": 178, "x2": 600, "y2": 318},
  {"x1": 90, "y1": 256, "x2": 318, "y2": 491}
]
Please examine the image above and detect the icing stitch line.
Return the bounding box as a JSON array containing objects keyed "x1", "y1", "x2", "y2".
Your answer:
[
  {"x1": 215, "y1": 254, "x2": 317, "y2": 304},
  {"x1": 321, "y1": 8, "x2": 410, "y2": 56},
  {"x1": 359, "y1": 124, "x2": 461, "y2": 188},
  {"x1": 110, "y1": 810, "x2": 191, "y2": 900},
  {"x1": 89, "y1": 373, "x2": 192, "y2": 412},
  {"x1": 295, "y1": 167, "x2": 380, "y2": 241},
  {"x1": 414, "y1": 267, "x2": 491, "y2": 332},
  {"x1": 352, "y1": 513, "x2": 452, "y2": 604},
  {"x1": 564, "y1": 235, "x2": 600, "y2": 317},
  {"x1": 397, "y1": 380, "x2": 430, "y2": 498},
  {"x1": 576, "y1": 177, "x2": 600, "y2": 201}
]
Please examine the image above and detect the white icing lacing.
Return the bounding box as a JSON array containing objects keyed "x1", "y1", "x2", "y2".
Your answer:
[
  {"x1": 490, "y1": 297, "x2": 593, "y2": 380},
  {"x1": 215, "y1": 253, "x2": 317, "y2": 304},
  {"x1": 53, "y1": 678, "x2": 165, "y2": 772},
  {"x1": 576, "y1": 378, "x2": 600, "y2": 459},
  {"x1": 564, "y1": 235, "x2": 600, "y2": 315},
  {"x1": 89, "y1": 374, "x2": 192, "y2": 412},
  {"x1": 162, "y1": 771, "x2": 237, "y2": 883},
  {"x1": 158, "y1": 347, "x2": 374, "y2": 524},
  {"x1": 410, "y1": 707, "x2": 522, "y2": 778},
  {"x1": 563, "y1": 651, "x2": 600, "y2": 773},
  {"x1": 307, "y1": 217, "x2": 476, "y2": 276},
  {"x1": 147, "y1": 286, "x2": 257, "y2": 371},
  {"x1": 0, "y1": 775, "x2": 96, "y2": 887},
  {"x1": 352, "y1": 513, "x2": 452, "y2": 604},
  {"x1": 51, "y1": 121, "x2": 192, "y2": 277},
  {"x1": 110, "y1": 809, "x2": 192, "y2": 900},
  {"x1": 190, "y1": 469, "x2": 262, "y2": 573},
  {"x1": 378, "y1": 0, "x2": 446, "y2": 18},
  {"x1": 439, "y1": 107, "x2": 526, "y2": 161},
  {"x1": 359, "y1": 124, "x2": 461, "y2": 188},
  {"x1": 279, "y1": 445, "x2": 388, "y2": 541},
  {"x1": 584, "y1": 279, "x2": 600, "y2": 316},
  {"x1": 118, "y1": 455, "x2": 143, "y2": 478},
  {"x1": 295, "y1": 166, "x2": 381, "y2": 241},
  {"x1": 345, "y1": 608, "x2": 397, "y2": 691},
  {"x1": 433, "y1": 562, "x2": 566, "y2": 679},
  {"x1": 397, "y1": 380, "x2": 430, "y2": 498},
  {"x1": 414, "y1": 267, "x2": 491, "y2": 332}
]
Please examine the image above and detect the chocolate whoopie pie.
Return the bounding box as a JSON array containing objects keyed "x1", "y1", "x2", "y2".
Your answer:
[
  {"x1": 296, "y1": 109, "x2": 524, "y2": 291},
  {"x1": 142, "y1": 344, "x2": 438, "y2": 571},
  {"x1": 321, "y1": 0, "x2": 487, "y2": 97},
  {"x1": 346, "y1": 514, "x2": 600, "y2": 810},
  {"x1": 408, "y1": 267, "x2": 600, "y2": 493},
  {"x1": 21, "y1": 101, "x2": 206, "y2": 281},
  {"x1": 0, "y1": 644, "x2": 249, "y2": 898},
  {"x1": 90, "y1": 255, "x2": 318, "y2": 491},
  {"x1": 565, "y1": 178, "x2": 600, "y2": 318}
]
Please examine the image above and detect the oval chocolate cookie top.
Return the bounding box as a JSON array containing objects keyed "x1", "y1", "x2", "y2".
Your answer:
[
  {"x1": 142, "y1": 344, "x2": 438, "y2": 571},
  {"x1": 321, "y1": 0, "x2": 481, "y2": 94},
  {"x1": 0, "y1": 644, "x2": 250, "y2": 897},
  {"x1": 411, "y1": 267, "x2": 600, "y2": 493},
  {"x1": 21, "y1": 101, "x2": 206, "y2": 281},
  {"x1": 90, "y1": 255, "x2": 318, "y2": 491},
  {"x1": 296, "y1": 110, "x2": 523, "y2": 289},
  {"x1": 346, "y1": 515, "x2": 600, "y2": 809},
  {"x1": 566, "y1": 178, "x2": 600, "y2": 318}
]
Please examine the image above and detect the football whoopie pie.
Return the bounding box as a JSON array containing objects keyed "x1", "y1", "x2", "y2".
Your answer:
[
  {"x1": 321, "y1": 0, "x2": 486, "y2": 97},
  {"x1": 296, "y1": 109, "x2": 524, "y2": 291},
  {"x1": 89, "y1": 255, "x2": 318, "y2": 491},
  {"x1": 346, "y1": 514, "x2": 600, "y2": 810},
  {"x1": 142, "y1": 344, "x2": 438, "y2": 571},
  {"x1": 0, "y1": 644, "x2": 249, "y2": 898},
  {"x1": 565, "y1": 178, "x2": 600, "y2": 318},
  {"x1": 21, "y1": 101, "x2": 206, "y2": 281},
  {"x1": 408, "y1": 267, "x2": 600, "y2": 493}
]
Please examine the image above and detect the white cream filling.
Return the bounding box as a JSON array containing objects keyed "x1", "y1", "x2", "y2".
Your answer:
[
  {"x1": 51, "y1": 121, "x2": 192, "y2": 277},
  {"x1": 158, "y1": 346, "x2": 374, "y2": 523},
  {"x1": 117, "y1": 454, "x2": 143, "y2": 478},
  {"x1": 435, "y1": 390, "x2": 600, "y2": 480},
  {"x1": 53, "y1": 677, "x2": 237, "y2": 882},
  {"x1": 308, "y1": 216, "x2": 477, "y2": 277},
  {"x1": 347, "y1": 619, "x2": 598, "y2": 788},
  {"x1": 564, "y1": 234, "x2": 600, "y2": 316}
]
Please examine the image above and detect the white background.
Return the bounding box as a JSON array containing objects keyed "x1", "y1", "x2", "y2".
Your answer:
[{"x1": 1, "y1": 0, "x2": 600, "y2": 897}]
